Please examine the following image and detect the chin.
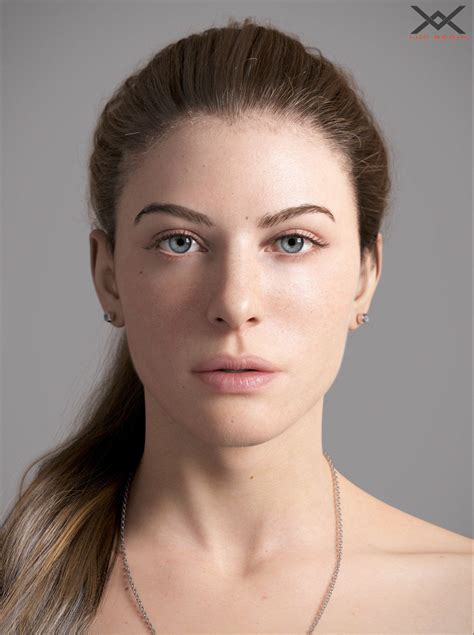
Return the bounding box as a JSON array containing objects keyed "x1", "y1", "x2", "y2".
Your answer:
[{"x1": 180, "y1": 411, "x2": 290, "y2": 448}]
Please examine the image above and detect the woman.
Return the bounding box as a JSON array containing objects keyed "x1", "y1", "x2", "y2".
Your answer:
[{"x1": 1, "y1": 16, "x2": 471, "y2": 635}]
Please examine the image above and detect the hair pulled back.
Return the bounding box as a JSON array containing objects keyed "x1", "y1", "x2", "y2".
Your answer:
[{"x1": 1, "y1": 16, "x2": 392, "y2": 634}]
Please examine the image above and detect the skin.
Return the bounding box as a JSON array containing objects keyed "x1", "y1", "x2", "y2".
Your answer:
[{"x1": 89, "y1": 113, "x2": 382, "y2": 577}]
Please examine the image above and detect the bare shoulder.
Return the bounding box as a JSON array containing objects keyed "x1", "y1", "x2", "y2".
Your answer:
[
  {"x1": 390, "y1": 524, "x2": 472, "y2": 634},
  {"x1": 339, "y1": 469, "x2": 472, "y2": 555},
  {"x1": 340, "y1": 471, "x2": 473, "y2": 632}
]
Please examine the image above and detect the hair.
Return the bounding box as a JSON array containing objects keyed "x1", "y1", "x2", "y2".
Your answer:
[{"x1": 1, "y1": 16, "x2": 393, "y2": 634}]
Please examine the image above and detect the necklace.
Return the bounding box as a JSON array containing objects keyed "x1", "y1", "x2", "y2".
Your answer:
[{"x1": 119, "y1": 450, "x2": 342, "y2": 634}]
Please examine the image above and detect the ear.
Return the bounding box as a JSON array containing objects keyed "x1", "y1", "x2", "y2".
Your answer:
[
  {"x1": 349, "y1": 232, "x2": 383, "y2": 331},
  {"x1": 89, "y1": 229, "x2": 124, "y2": 327}
]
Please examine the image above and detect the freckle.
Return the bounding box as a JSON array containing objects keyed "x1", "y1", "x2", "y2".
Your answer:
[{"x1": 250, "y1": 475, "x2": 254, "y2": 479}]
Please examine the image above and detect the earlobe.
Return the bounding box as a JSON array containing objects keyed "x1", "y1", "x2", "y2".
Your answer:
[
  {"x1": 356, "y1": 312, "x2": 370, "y2": 325},
  {"x1": 348, "y1": 312, "x2": 370, "y2": 332}
]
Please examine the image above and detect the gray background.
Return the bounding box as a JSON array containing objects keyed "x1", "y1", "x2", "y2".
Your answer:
[{"x1": 0, "y1": 1, "x2": 472, "y2": 539}]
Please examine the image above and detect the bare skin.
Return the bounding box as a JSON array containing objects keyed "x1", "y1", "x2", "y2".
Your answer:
[
  {"x1": 88, "y1": 473, "x2": 472, "y2": 634},
  {"x1": 88, "y1": 114, "x2": 472, "y2": 634}
]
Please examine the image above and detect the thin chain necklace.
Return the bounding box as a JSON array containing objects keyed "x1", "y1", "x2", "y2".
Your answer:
[{"x1": 119, "y1": 450, "x2": 342, "y2": 634}]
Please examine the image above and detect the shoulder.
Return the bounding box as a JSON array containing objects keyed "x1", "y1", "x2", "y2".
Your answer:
[
  {"x1": 338, "y1": 468, "x2": 472, "y2": 556},
  {"x1": 339, "y1": 472, "x2": 472, "y2": 631},
  {"x1": 391, "y1": 539, "x2": 472, "y2": 632}
]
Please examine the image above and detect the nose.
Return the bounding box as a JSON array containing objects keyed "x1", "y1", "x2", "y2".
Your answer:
[{"x1": 205, "y1": 252, "x2": 262, "y2": 330}]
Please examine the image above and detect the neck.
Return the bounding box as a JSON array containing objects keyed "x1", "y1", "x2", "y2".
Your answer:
[{"x1": 124, "y1": 396, "x2": 336, "y2": 576}]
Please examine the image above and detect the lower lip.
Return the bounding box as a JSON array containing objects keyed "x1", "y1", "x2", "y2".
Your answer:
[{"x1": 192, "y1": 370, "x2": 278, "y2": 393}]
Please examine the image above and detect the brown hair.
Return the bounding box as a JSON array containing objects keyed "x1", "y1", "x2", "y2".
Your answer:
[{"x1": 0, "y1": 16, "x2": 392, "y2": 633}]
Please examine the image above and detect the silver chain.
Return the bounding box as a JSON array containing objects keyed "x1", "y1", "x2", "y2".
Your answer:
[{"x1": 119, "y1": 450, "x2": 342, "y2": 634}]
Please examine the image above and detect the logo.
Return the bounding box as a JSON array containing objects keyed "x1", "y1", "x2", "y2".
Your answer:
[{"x1": 411, "y1": 5, "x2": 466, "y2": 34}]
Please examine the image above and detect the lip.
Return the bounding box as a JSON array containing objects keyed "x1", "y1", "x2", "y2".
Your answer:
[
  {"x1": 192, "y1": 353, "x2": 280, "y2": 373},
  {"x1": 192, "y1": 370, "x2": 278, "y2": 393}
]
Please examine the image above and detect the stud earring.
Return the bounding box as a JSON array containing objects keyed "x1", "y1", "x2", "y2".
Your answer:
[
  {"x1": 103, "y1": 311, "x2": 116, "y2": 323},
  {"x1": 357, "y1": 313, "x2": 369, "y2": 325}
]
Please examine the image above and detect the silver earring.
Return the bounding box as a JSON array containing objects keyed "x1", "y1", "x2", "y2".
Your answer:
[
  {"x1": 103, "y1": 311, "x2": 116, "y2": 323},
  {"x1": 357, "y1": 313, "x2": 369, "y2": 325}
]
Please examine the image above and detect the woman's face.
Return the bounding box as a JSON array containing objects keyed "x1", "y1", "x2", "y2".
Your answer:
[{"x1": 92, "y1": 115, "x2": 381, "y2": 447}]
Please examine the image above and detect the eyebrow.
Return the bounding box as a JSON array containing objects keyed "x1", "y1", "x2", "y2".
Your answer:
[{"x1": 134, "y1": 202, "x2": 335, "y2": 228}]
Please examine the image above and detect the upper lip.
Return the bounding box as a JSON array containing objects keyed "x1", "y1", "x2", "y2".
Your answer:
[{"x1": 192, "y1": 354, "x2": 280, "y2": 372}]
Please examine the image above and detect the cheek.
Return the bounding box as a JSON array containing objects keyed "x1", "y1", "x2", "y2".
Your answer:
[
  {"x1": 274, "y1": 256, "x2": 355, "y2": 327},
  {"x1": 277, "y1": 263, "x2": 356, "y2": 391},
  {"x1": 118, "y1": 267, "x2": 201, "y2": 392},
  {"x1": 120, "y1": 265, "x2": 196, "y2": 330}
]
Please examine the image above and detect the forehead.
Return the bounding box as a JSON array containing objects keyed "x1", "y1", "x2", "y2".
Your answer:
[{"x1": 117, "y1": 115, "x2": 356, "y2": 228}]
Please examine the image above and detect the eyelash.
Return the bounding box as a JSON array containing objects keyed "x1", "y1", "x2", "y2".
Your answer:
[{"x1": 146, "y1": 229, "x2": 329, "y2": 258}]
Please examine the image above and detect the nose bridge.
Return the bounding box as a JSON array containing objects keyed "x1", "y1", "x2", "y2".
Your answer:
[{"x1": 206, "y1": 238, "x2": 261, "y2": 327}]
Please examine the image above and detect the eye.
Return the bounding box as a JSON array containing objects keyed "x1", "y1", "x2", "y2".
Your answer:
[
  {"x1": 145, "y1": 230, "x2": 200, "y2": 255},
  {"x1": 270, "y1": 230, "x2": 329, "y2": 256}
]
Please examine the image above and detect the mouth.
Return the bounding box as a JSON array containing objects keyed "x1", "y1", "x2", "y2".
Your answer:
[
  {"x1": 191, "y1": 354, "x2": 279, "y2": 374},
  {"x1": 192, "y1": 368, "x2": 278, "y2": 393}
]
